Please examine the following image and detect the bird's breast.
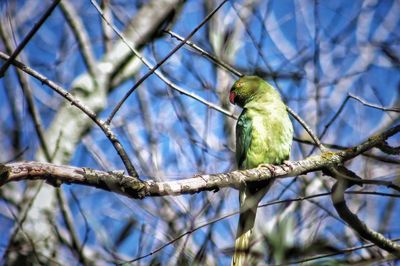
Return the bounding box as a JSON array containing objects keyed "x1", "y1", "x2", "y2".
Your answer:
[{"x1": 242, "y1": 107, "x2": 293, "y2": 169}]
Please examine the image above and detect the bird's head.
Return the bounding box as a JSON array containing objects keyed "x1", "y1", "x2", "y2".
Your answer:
[{"x1": 229, "y1": 76, "x2": 272, "y2": 108}]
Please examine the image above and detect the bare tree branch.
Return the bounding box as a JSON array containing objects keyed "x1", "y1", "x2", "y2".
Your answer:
[
  {"x1": 1, "y1": 124, "x2": 398, "y2": 198},
  {"x1": 331, "y1": 180, "x2": 400, "y2": 255},
  {"x1": 349, "y1": 92, "x2": 400, "y2": 113},
  {"x1": 0, "y1": 51, "x2": 139, "y2": 179}
]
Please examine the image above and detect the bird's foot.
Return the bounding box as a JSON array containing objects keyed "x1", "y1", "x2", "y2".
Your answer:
[{"x1": 258, "y1": 163, "x2": 279, "y2": 176}]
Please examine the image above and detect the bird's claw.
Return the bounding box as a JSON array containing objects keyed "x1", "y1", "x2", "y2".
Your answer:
[
  {"x1": 282, "y1": 160, "x2": 294, "y2": 171},
  {"x1": 258, "y1": 163, "x2": 279, "y2": 176}
]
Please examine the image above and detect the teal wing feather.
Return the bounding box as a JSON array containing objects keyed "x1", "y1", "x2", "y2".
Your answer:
[{"x1": 236, "y1": 110, "x2": 252, "y2": 169}]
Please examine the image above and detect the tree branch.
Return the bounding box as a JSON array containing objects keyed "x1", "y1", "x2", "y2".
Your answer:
[
  {"x1": 331, "y1": 180, "x2": 400, "y2": 255},
  {"x1": 1, "y1": 124, "x2": 398, "y2": 199},
  {"x1": 0, "y1": 51, "x2": 139, "y2": 179}
]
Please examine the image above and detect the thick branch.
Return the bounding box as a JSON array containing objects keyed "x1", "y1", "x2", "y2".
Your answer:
[
  {"x1": 332, "y1": 181, "x2": 400, "y2": 255},
  {"x1": 1, "y1": 124, "x2": 398, "y2": 199}
]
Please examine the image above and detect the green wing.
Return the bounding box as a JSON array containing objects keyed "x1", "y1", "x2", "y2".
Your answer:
[{"x1": 236, "y1": 110, "x2": 252, "y2": 169}]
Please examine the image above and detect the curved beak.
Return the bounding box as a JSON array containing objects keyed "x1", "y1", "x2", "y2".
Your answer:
[{"x1": 229, "y1": 91, "x2": 236, "y2": 104}]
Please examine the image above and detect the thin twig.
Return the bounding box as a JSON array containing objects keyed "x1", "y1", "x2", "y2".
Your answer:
[
  {"x1": 70, "y1": 190, "x2": 91, "y2": 250},
  {"x1": 295, "y1": 137, "x2": 399, "y2": 164},
  {"x1": 287, "y1": 106, "x2": 326, "y2": 151},
  {"x1": 4, "y1": 202, "x2": 46, "y2": 264},
  {"x1": 0, "y1": 0, "x2": 61, "y2": 77},
  {"x1": 55, "y1": 189, "x2": 89, "y2": 265},
  {"x1": 308, "y1": 95, "x2": 351, "y2": 156},
  {"x1": 164, "y1": 30, "x2": 243, "y2": 77},
  {"x1": 272, "y1": 238, "x2": 400, "y2": 266},
  {"x1": 348, "y1": 92, "x2": 400, "y2": 113},
  {"x1": 319, "y1": 95, "x2": 350, "y2": 141},
  {"x1": 313, "y1": 0, "x2": 321, "y2": 137}
]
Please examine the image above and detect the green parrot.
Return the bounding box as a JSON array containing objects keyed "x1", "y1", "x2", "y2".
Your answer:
[{"x1": 229, "y1": 76, "x2": 293, "y2": 265}]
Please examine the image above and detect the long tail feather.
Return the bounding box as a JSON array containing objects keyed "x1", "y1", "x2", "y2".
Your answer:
[
  {"x1": 232, "y1": 199, "x2": 257, "y2": 266},
  {"x1": 232, "y1": 182, "x2": 271, "y2": 266}
]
